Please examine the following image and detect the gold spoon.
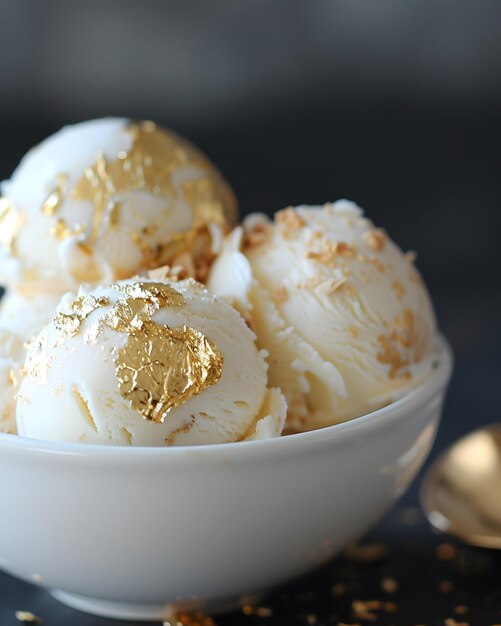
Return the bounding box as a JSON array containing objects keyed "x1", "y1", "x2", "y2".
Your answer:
[{"x1": 421, "y1": 425, "x2": 501, "y2": 548}]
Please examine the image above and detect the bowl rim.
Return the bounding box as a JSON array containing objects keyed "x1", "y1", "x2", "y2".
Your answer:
[{"x1": 0, "y1": 335, "x2": 453, "y2": 460}]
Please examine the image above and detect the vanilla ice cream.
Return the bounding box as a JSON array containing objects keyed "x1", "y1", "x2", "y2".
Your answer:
[
  {"x1": 0, "y1": 118, "x2": 237, "y2": 291},
  {"x1": 0, "y1": 288, "x2": 62, "y2": 432},
  {"x1": 209, "y1": 201, "x2": 437, "y2": 431},
  {"x1": 16, "y1": 279, "x2": 286, "y2": 445}
]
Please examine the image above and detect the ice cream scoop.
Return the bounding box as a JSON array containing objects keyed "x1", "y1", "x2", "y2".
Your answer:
[
  {"x1": 208, "y1": 200, "x2": 438, "y2": 432},
  {"x1": 16, "y1": 278, "x2": 286, "y2": 445},
  {"x1": 0, "y1": 118, "x2": 237, "y2": 291},
  {"x1": 0, "y1": 288, "x2": 62, "y2": 432}
]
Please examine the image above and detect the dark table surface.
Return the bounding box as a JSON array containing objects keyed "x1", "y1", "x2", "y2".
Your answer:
[{"x1": 0, "y1": 103, "x2": 499, "y2": 625}]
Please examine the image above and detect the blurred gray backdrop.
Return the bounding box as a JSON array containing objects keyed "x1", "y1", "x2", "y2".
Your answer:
[{"x1": 2, "y1": 1, "x2": 501, "y2": 123}]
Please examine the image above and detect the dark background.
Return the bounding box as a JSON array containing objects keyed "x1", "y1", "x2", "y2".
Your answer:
[{"x1": 0, "y1": 1, "x2": 500, "y2": 624}]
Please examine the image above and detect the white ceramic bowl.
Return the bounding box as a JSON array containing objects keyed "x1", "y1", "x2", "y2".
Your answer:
[{"x1": 0, "y1": 337, "x2": 452, "y2": 621}]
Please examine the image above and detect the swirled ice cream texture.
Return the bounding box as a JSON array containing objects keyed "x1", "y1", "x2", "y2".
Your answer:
[
  {"x1": 16, "y1": 279, "x2": 286, "y2": 445},
  {"x1": 208, "y1": 201, "x2": 437, "y2": 431}
]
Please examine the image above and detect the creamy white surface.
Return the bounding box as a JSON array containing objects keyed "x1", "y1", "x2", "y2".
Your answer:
[
  {"x1": 16, "y1": 279, "x2": 286, "y2": 445},
  {"x1": 208, "y1": 201, "x2": 437, "y2": 431},
  {"x1": 0, "y1": 289, "x2": 61, "y2": 433}
]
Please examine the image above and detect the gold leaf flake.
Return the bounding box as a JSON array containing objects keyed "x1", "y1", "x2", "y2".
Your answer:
[
  {"x1": 305, "y1": 241, "x2": 355, "y2": 264},
  {"x1": 182, "y1": 178, "x2": 228, "y2": 228},
  {"x1": 50, "y1": 218, "x2": 83, "y2": 240},
  {"x1": 377, "y1": 309, "x2": 426, "y2": 379},
  {"x1": 25, "y1": 331, "x2": 51, "y2": 385},
  {"x1": 0, "y1": 197, "x2": 24, "y2": 252},
  {"x1": 276, "y1": 206, "x2": 305, "y2": 229},
  {"x1": 102, "y1": 298, "x2": 149, "y2": 333},
  {"x1": 71, "y1": 295, "x2": 110, "y2": 317},
  {"x1": 71, "y1": 122, "x2": 237, "y2": 241},
  {"x1": 363, "y1": 228, "x2": 386, "y2": 251},
  {"x1": 54, "y1": 295, "x2": 110, "y2": 338},
  {"x1": 15, "y1": 611, "x2": 43, "y2": 624},
  {"x1": 111, "y1": 281, "x2": 185, "y2": 308},
  {"x1": 54, "y1": 312, "x2": 82, "y2": 337},
  {"x1": 392, "y1": 279, "x2": 406, "y2": 300},
  {"x1": 115, "y1": 321, "x2": 223, "y2": 423},
  {"x1": 42, "y1": 174, "x2": 68, "y2": 215}
]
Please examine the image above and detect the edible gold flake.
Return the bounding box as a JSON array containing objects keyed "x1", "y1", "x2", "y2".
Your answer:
[
  {"x1": 381, "y1": 576, "x2": 398, "y2": 593},
  {"x1": 112, "y1": 281, "x2": 185, "y2": 308},
  {"x1": 8, "y1": 369, "x2": 17, "y2": 386},
  {"x1": 54, "y1": 295, "x2": 110, "y2": 338},
  {"x1": 25, "y1": 331, "x2": 50, "y2": 385},
  {"x1": 50, "y1": 218, "x2": 83, "y2": 240},
  {"x1": 71, "y1": 122, "x2": 236, "y2": 242},
  {"x1": 444, "y1": 619, "x2": 468, "y2": 626},
  {"x1": 77, "y1": 241, "x2": 93, "y2": 256},
  {"x1": 71, "y1": 294, "x2": 110, "y2": 317},
  {"x1": 102, "y1": 298, "x2": 149, "y2": 333},
  {"x1": 41, "y1": 174, "x2": 68, "y2": 215},
  {"x1": 115, "y1": 320, "x2": 223, "y2": 423},
  {"x1": 363, "y1": 228, "x2": 386, "y2": 251},
  {"x1": 182, "y1": 178, "x2": 228, "y2": 228},
  {"x1": 276, "y1": 207, "x2": 305, "y2": 229},
  {"x1": 0, "y1": 197, "x2": 24, "y2": 252},
  {"x1": 108, "y1": 200, "x2": 121, "y2": 227},
  {"x1": 15, "y1": 611, "x2": 43, "y2": 624},
  {"x1": 392, "y1": 279, "x2": 406, "y2": 300},
  {"x1": 54, "y1": 312, "x2": 82, "y2": 337},
  {"x1": 305, "y1": 241, "x2": 355, "y2": 264},
  {"x1": 377, "y1": 309, "x2": 426, "y2": 378}
]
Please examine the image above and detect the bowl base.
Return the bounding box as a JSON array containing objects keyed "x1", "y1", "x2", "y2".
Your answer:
[{"x1": 50, "y1": 588, "x2": 261, "y2": 621}]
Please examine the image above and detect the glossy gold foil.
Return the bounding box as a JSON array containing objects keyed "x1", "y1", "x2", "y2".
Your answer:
[
  {"x1": 0, "y1": 197, "x2": 24, "y2": 252},
  {"x1": 115, "y1": 320, "x2": 223, "y2": 423},
  {"x1": 111, "y1": 281, "x2": 185, "y2": 308},
  {"x1": 25, "y1": 331, "x2": 51, "y2": 385},
  {"x1": 70, "y1": 121, "x2": 237, "y2": 241},
  {"x1": 42, "y1": 174, "x2": 68, "y2": 215},
  {"x1": 54, "y1": 295, "x2": 110, "y2": 337}
]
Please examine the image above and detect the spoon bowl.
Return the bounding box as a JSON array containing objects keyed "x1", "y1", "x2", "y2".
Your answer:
[{"x1": 421, "y1": 425, "x2": 501, "y2": 548}]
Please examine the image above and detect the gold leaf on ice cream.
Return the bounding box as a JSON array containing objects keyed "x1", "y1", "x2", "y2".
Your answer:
[
  {"x1": 111, "y1": 281, "x2": 185, "y2": 308},
  {"x1": 0, "y1": 197, "x2": 24, "y2": 252},
  {"x1": 54, "y1": 295, "x2": 110, "y2": 337},
  {"x1": 70, "y1": 121, "x2": 237, "y2": 241},
  {"x1": 71, "y1": 294, "x2": 111, "y2": 317},
  {"x1": 115, "y1": 320, "x2": 223, "y2": 423},
  {"x1": 54, "y1": 313, "x2": 82, "y2": 337},
  {"x1": 182, "y1": 178, "x2": 229, "y2": 228},
  {"x1": 85, "y1": 282, "x2": 186, "y2": 343},
  {"x1": 25, "y1": 331, "x2": 51, "y2": 385},
  {"x1": 102, "y1": 298, "x2": 151, "y2": 333},
  {"x1": 42, "y1": 173, "x2": 68, "y2": 215}
]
